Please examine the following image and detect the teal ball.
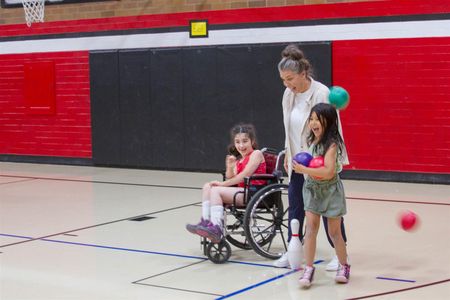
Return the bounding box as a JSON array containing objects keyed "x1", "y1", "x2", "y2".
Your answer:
[{"x1": 329, "y1": 86, "x2": 350, "y2": 109}]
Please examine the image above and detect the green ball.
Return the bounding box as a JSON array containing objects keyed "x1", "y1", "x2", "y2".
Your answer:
[{"x1": 329, "y1": 86, "x2": 350, "y2": 109}]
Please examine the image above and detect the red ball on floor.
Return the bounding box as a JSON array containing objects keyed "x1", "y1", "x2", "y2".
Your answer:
[{"x1": 399, "y1": 210, "x2": 419, "y2": 231}]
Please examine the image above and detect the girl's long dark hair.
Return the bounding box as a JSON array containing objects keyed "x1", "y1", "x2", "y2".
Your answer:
[
  {"x1": 227, "y1": 123, "x2": 258, "y2": 159},
  {"x1": 307, "y1": 103, "x2": 344, "y2": 158}
]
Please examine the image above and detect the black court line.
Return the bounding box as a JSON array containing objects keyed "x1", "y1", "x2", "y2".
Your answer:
[
  {"x1": 133, "y1": 260, "x2": 207, "y2": 283},
  {"x1": 0, "y1": 232, "x2": 319, "y2": 298},
  {"x1": 347, "y1": 197, "x2": 450, "y2": 206},
  {"x1": 0, "y1": 233, "x2": 285, "y2": 268},
  {"x1": 5, "y1": 231, "x2": 446, "y2": 300},
  {"x1": 216, "y1": 268, "x2": 298, "y2": 299},
  {"x1": 376, "y1": 276, "x2": 415, "y2": 283},
  {"x1": 0, "y1": 202, "x2": 201, "y2": 248},
  {"x1": 346, "y1": 279, "x2": 450, "y2": 300},
  {"x1": 132, "y1": 260, "x2": 223, "y2": 297},
  {"x1": 61, "y1": 233, "x2": 78, "y2": 237},
  {"x1": 0, "y1": 174, "x2": 203, "y2": 190},
  {"x1": 0, "y1": 178, "x2": 36, "y2": 185},
  {"x1": 0, "y1": 233, "x2": 209, "y2": 260},
  {"x1": 134, "y1": 282, "x2": 223, "y2": 297},
  {"x1": 1, "y1": 173, "x2": 447, "y2": 250},
  {"x1": 1, "y1": 174, "x2": 448, "y2": 206}
]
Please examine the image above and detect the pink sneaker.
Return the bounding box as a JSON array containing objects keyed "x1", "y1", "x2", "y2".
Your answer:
[
  {"x1": 197, "y1": 223, "x2": 223, "y2": 243},
  {"x1": 335, "y1": 264, "x2": 351, "y2": 283},
  {"x1": 185, "y1": 218, "x2": 210, "y2": 235},
  {"x1": 299, "y1": 266, "x2": 315, "y2": 288}
]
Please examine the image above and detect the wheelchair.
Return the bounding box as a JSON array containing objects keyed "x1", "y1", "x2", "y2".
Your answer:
[{"x1": 201, "y1": 148, "x2": 290, "y2": 264}]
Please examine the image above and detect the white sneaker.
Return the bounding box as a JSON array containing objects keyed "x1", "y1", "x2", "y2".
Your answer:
[
  {"x1": 326, "y1": 255, "x2": 339, "y2": 271},
  {"x1": 273, "y1": 252, "x2": 289, "y2": 268},
  {"x1": 326, "y1": 255, "x2": 350, "y2": 271}
]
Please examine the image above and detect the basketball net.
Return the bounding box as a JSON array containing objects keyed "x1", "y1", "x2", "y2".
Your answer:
[{"x1": 22, "y1": 0, "x2": 45, "y2": 27}]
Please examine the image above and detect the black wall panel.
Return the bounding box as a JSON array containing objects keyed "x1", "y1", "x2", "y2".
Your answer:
[
  {"x1": 216, "y1": 45, "x2": 255, "y2": 126},
  {"x1": 298, "y1": 43, "x2": 332, "y2": 86},
  {"x1": 90, "y1": 50, "x2": 121, "y2": 165},
  {"x1": 249, "y1": 44, "x2": 286, "y2": 150},
  {"x1": 90, "y1": 42, "x2": 332, "y2": 172},
  {"x1": 183, "y1": 47, "x2": 224, "y2": 171},
  {"x1": 150, "y1": 49, "x2": 185, "y2": 169},
  {"x1": 118, "y1": 49, "x2": 152, "y2": 167}
]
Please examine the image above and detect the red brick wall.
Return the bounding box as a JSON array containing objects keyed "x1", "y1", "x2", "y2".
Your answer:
[
  {"x1": 0, "y1": 0, "x2": 370, "y2": 25},
  {"x1": 0, "y1": 52, "x2": 91, "y2": 157},
  {"x1": 334, "y1": 38, "x2": 450, "y2": 173}
]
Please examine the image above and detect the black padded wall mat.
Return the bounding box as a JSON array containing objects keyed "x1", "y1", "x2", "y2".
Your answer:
[
  {"x1": 90, "y1": 50, "x2": 121, "y2": 166},
  {"x1": 118, "y1": 49, "x2": 152, "y2": 167},
  {"x1": 150, "y1": 49, "x2": 185, "y2": 169},
  {"x1": 90, "y1": 42, "x2": 331, "y2": 172},
  {"x1": 182, "y1": 47, "x2": 224, "y2": 171}
]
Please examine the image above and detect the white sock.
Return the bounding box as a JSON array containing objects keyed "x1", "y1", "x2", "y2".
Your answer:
[
  {"x1": 210, "y1": 205, "x2": 224, "y2": 226},
  {"x1": 202, "y1": 201, "x2": 210, "y2": 220}
]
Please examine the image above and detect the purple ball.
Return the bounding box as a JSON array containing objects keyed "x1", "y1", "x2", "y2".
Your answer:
[{"x1": 293, "y1": 152, "x2": 313, "y2": 166}]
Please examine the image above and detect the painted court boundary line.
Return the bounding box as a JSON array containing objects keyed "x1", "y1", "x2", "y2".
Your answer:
[
  {"x1": 5, "y1": 232, "x2": 446, "y2": 299},
  {"x1": 346, "y1": 279, "x2": 450, "y2": 300},
  {"x1": 214, "y1": 262, "x2": 323, "y2": 300},
  {"x1": 0, "y1": 178, "x2": 37, "y2": 185},
  {"x1": 216, "y1": 260, "x2": 325, "y2": 299},
  {"x1": 135, "y1": 282, "x2": 223, "y2": 297},
  {"x1": 2, "y1": 233, "x2": 316, "y2": 298},
  {"x1": 215, "y1": 268, "x2": 298, "y2": 300},
  {"x1": 0, "y1": 233, "x2": 281, "y2": 269},
  {"x1": 0, "y1": 174, "x2": 203, "y2": 190},
  {"x1": 376, "y1": 276, "x2": 416, "y2": 283},
  {"x1": 0, "y1": 202, "x2": 200, "y2": 248},
  {"x1": 346, "y1": 197, "x2": 450, "y2": 206},
  {"x1": 133, "y1": 260, "x2": 223, "y2": 297},
  {"x1": 1, "y1": 174, "x2": 447, "y2": 206}
]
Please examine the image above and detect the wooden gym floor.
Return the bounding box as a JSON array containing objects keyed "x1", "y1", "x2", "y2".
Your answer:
[{"x1": 0, "y1": 162, "x2": 449, "y2": 299}]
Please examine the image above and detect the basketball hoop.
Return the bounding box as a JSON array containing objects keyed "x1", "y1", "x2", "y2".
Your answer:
[{"x1": 22, "y1": 0, "x2": 45, "y2": 27}]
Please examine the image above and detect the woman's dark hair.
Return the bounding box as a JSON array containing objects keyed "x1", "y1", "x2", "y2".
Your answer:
[
  {"x1": 307, "y1": 103, "x2": 344, "y2": 158},
  {"x1": 227, "y1": 123, "x2": 258, "y2": 158},
  {"x1": 278, "y1": 44, "x2": 313, "y2": 77}
]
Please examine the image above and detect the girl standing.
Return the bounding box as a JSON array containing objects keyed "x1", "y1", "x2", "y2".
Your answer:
[{"x1": 292, "y1": 103, "x2": 350, "y2": 287}]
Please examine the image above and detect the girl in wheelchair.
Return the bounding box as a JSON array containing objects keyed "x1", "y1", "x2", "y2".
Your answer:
[{"x1": 186, "y1": 123, "x2": 267, "y2": 243}]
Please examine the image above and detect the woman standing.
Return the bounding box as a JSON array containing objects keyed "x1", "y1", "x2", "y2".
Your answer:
[{"x1": 273, "y1": 44, "x2": 349, "y2": 270}]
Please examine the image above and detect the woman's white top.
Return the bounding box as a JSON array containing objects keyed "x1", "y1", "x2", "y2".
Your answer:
[
  {"x1": 289, "y1": 90, "x2": 313, "y2": 157},
  {"x1": 282, "y1": 78, "x2": 349, "y2": 178}
]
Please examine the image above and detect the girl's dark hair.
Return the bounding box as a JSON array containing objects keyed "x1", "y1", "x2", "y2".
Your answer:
[
  {"x1": 307, "y1": 103, "x2": 344, "y2": 158},
  {"x1": 278, "y1": 44, "x2": 313, "y2": 77},
  {"x1": 227, "y1": 123, "x2": 258, "y2": 158}
]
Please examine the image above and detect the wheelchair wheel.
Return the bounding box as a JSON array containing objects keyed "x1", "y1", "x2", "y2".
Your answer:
[
  {"x1": 243, "y1": 183, "x2": 289, "y2": 260},
  {"x1": 225, "y1": 210, "x2": 252, "y2": 250},
  {"x1": 207, "y1": 240, "x2": 232, "y2": 264}
]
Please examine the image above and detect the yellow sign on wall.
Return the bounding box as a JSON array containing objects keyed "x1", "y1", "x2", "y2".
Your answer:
[{"x1": 190, "y1": 20, "x2": 208, "y2": 38}]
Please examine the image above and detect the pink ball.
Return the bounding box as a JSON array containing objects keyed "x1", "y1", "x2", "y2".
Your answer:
[
  {"x1": 308, "y1": 156, "x2": 324, "y2": 168},
  {"x1": 399, "y1": 211, "x2": 419, "y2": 231},
  {"x1": 308, "y1": 156, "x2": 324, "y2": 179}
]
